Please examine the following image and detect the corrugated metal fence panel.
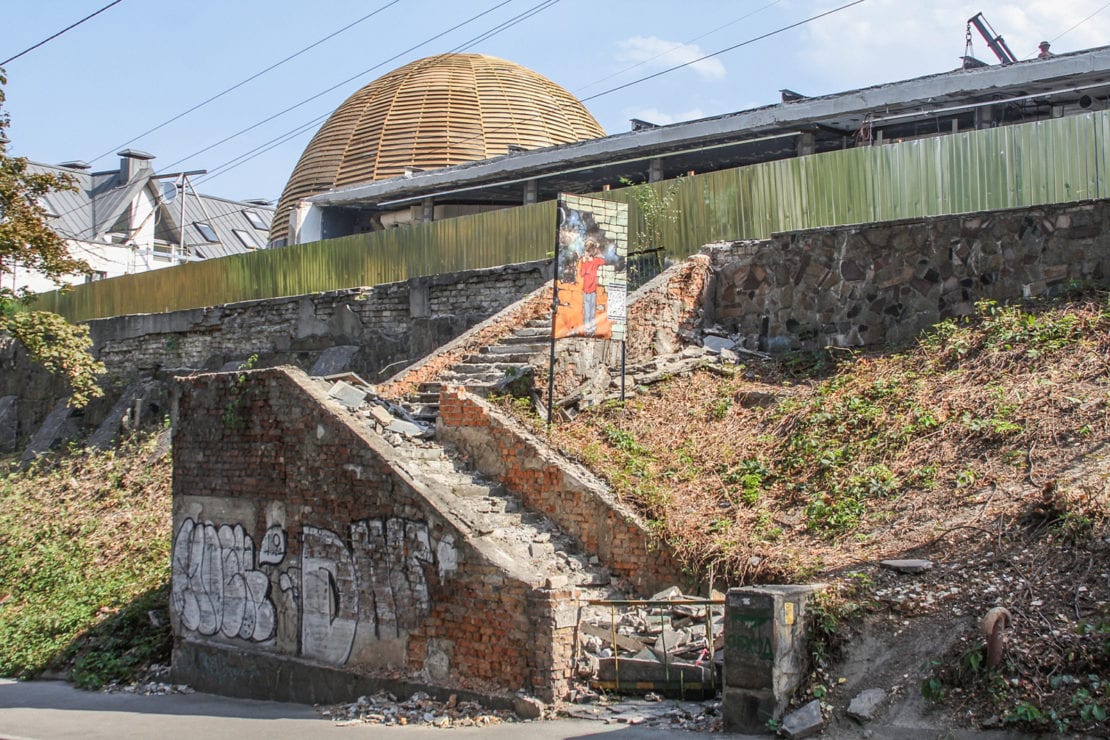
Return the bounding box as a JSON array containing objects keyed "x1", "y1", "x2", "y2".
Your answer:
[
  {"x1": 36, "y1": 112, "x2": 1109, "y2": 322},
  {"x1": 37, "y1": 201, "x2": 556, "y2": 322}
]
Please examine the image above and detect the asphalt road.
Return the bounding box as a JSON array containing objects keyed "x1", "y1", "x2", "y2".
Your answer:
[{"x1": 0, "y1": 680, "x2": 729, "y2": 740}]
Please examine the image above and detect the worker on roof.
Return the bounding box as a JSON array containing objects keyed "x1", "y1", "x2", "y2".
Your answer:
[{"x1": 1038, "y1": 41, "x2": 1054, "y2": 59}]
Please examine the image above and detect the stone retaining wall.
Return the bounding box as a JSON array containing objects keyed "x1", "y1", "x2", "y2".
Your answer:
[
  {"x1": 707, "y1": 200, "x2": 1110, "y2": 352},
  {"x1": 1, "y1": 261, "x2": 547, "y2": 450},
  {"x1": 436, "y1": 387, "x2": 688, "y2": 594},
  {"x1": 171, "y1": 367, "x2": 575, "y2": 703}
]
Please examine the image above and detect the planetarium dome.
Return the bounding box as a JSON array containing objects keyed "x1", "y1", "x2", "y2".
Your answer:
[{"x1": 270, "y1": 53, "x2": 606, "y2": 243}]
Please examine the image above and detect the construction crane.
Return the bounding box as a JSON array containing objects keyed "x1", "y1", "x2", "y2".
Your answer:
[{"x1": 964, "y1": 12, "x2": 1018, "y2": 66}]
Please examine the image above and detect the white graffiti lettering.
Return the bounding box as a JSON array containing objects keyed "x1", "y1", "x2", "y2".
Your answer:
[
  {"x1": 301, "y1": 526, "x2": 358, "y2": 663},
  {"x1": 171, "y1": 517, "x2": 277, "y2": 642}
]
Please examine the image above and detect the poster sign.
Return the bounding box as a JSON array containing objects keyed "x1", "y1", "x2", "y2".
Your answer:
[{"x1": 554, "y1": 194, "x2": 628, "y2": 341}]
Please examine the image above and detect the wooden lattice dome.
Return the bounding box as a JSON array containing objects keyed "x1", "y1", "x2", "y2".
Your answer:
[{"x1": 270, "y1": 53, "x2": 605, "y2": 243}]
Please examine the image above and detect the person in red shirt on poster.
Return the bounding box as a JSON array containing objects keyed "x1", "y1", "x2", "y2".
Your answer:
[{"x1": 579, "y1": 239, "x2": 606, "y2": 336}]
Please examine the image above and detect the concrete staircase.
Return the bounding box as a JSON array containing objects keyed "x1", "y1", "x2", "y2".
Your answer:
[
  {"x1": 404, "y1": 319, "x2": 550, "y2": 420},
  {"x1": 318, "y1": 377, "x2": 619, "y2": 597}
]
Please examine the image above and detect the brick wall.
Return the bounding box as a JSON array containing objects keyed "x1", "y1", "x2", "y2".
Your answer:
[
  {"x1": 171, "y1": 366, "x2": 574, "y2": 702},
  {"x1": 436, "y1": 387, "x2": 689, "y2": 595}
]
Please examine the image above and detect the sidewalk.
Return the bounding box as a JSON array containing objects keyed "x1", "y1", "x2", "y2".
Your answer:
[{"x1": 0, "y1": 679, "x2": 736, "y2": 739}]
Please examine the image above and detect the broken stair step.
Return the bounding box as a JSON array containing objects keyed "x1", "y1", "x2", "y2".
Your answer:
[
  {"x1": 468, "y1": 351, "x2": 542, "y2": 363},
  {"x1": 439, "y1": 372, "x2": 510, "y2": 384},
  {"x1": 449, "y1": 362, "x2": 528, "y2": 374}
]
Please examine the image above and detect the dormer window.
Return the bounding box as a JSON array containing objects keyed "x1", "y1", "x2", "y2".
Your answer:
[
  {"x1": 243, "y1": 210, "x2": 268, "y2": 230},
  {"x1": 232, "y1": 229, "x2": 257, "y2": 249},
  {"x1": 194, "y1": 221, "x2": 218, "y2": 242}
]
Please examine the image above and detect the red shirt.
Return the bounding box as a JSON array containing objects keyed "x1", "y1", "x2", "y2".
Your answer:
[{"x1": 580, "y1": 257, "x2": 605, "y2": 293}]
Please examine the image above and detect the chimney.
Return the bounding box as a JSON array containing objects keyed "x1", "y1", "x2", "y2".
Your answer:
[{"x1": 117, "y1": 148, "x2": 155, "y2": 181}]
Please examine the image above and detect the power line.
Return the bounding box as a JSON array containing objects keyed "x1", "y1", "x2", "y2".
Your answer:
[
  {"x1": 573, "y1": 0, "x2": 783, "y2": 95},
  {"x1": 43, "y1": 1, "x2": 519, "y2": 229},
  {"x1": 1044, "y1": 1, "x2": 1110, "y2": 54},
  {"x1": 87, "y1": 0, "x2": 403, "y2": 165},
  {"x1": 1, "y1": 0, "x2": 125, "y2": 67},
  {"x1": 157, "y1": 0, "x2": 517, "y2": 174},
  {"x1": 437, "y1": 0, "x2": 865, "y2": 151},
  {"x1": 578, "y1": 0, "x2": 867, "y2": 104},
  {"x1": 195, "y1": 0, "x2": 561, "y2": 188}
]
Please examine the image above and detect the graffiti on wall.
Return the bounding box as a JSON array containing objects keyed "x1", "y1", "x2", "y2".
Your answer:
[
  {"x1": 171, "y1": 515, "x2": 458, "y2": 664},
  {"x1": 171, "y1": 518, "x2": 278, "y2": 642}
]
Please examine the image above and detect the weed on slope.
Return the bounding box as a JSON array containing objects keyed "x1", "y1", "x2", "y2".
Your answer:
[{"x1": 0, "y1": 431, "x2": 172, "y2": 687}]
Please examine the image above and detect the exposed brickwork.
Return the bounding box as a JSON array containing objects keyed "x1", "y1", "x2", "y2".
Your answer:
[
  {"x1": 437, "y1": 387, "x2": 688, "y2": 595},
  {"x1": 379, "y1": 285, "x2": 553, "y2": 401},
  {"x1": 171, "y1": 367, "x2": 574, "y2": 702},
  {"x1": 548, "y1": 255, "x2": 711, "y2": 400}
]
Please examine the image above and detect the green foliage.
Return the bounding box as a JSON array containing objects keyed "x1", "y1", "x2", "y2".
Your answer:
[
  {"x1": 618, "y1": 176, "x2": 684, "y2": 252},
  {"x1": 0, "y1": 72, "x2": 103, "y2": 408},
  {"x1": 0, "y1": 434, "x2": 171, "y2": 686},
  {"x1": 0, "y1": 308, "x2": 105, "y2": 408}
]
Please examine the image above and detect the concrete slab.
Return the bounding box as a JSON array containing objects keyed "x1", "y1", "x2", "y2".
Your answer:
[{"x1": 309, "y1": 345, "x2": 360, "y2": 377}]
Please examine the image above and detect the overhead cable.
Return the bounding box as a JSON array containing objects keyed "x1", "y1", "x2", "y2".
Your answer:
[
  {"x1": 87, "y1": 0, "x2": 404, "y2": 164},
  {"x1": 1, "y1": 0, "x2": 125, "y2": 67}
]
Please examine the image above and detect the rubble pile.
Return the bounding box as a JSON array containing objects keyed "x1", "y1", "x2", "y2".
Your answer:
[
  {"x1": 575, "y1": 587, "x2": 725, "y2": 698},
  {"x1": 318, "y1": 690, "x2": 522, "y2": 727}
]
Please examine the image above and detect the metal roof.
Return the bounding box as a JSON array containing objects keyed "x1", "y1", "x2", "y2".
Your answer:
[
  {"x1": 29, "y1": 158, "x2": 274, "y2": 257},
  {"x1": 304, "y1": 45, "x2": 1110, "y2": 214}
]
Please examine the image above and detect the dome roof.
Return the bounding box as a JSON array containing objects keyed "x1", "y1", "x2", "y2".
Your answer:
[{"x1": 270, "y1": 53, "x2": 605, "y2": 242}]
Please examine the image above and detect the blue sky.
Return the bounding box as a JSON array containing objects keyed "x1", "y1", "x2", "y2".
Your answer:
[{"x1": 3, "y1": 0, "x2": 1108, "y2": 203}]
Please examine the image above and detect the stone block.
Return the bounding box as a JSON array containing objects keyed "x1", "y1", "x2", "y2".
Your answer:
[
  {"x1": 21, "y1": 398, "x2": 75, "y2": 464},
  {"x1": 722, "y1": 584, "x2": 824, "y2": 733},
  {"x1": 847, "y1": 688, "x2": 885, "y2": 721},
  {"x1": 781, "y1": 699, "x2": 824, "y2": 738}
]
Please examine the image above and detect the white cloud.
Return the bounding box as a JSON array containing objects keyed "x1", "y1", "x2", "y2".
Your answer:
[
  {"x1": 792, "y1": 0, "x2": 1110, "y2": 92},
  {"x1": 624, "y1": 107, "x2": 707, "y2": 126},
  {"x1": 616, "y1": 36, "x2": 727, "y2": 80}
]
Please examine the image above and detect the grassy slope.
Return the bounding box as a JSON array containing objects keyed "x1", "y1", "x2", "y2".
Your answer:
[
  {"x1": 0, "y1": 295, "x2": 1105, "y2": 730},
  {"x1": 504, "y1": 294, "x2": 1110, "y2": 733},
  {"x1": 0, "y1": 432, "x2": 172, "y2": 687}
]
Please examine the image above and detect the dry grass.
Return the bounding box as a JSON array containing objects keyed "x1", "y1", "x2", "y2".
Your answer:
[{"x1": 507, "y1": 295, "x2": 1110, "y2": 585}]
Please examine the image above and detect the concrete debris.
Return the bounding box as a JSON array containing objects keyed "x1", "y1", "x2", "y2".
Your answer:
[
  {"x1": 368, "y1": 404, "x2": 394, "y2": 426},
  {"x1": 102, "y1": 664, "x2": 192, "y2": 696},
  {"x1": 328, "y1": 380, "x2": 367, "y2": 409},
  {"x1": 318, "y1": 690, "x2": 522, "y2": 727},
  {"x1": 386, "y1": 418, "x2": 430, "y2": 439},
  {"x1": 847, "y1": 688, "x2": 885, "y2": 722},
  {"x1": 701, "y1": 335, "x2": 736, "y2": 354},
  {"x1": 780, "y1": 698, "x2": 824, "y2": 738},
  {"x1": 512, "y1": 694, "x2": 545, "y2": 719},
  {"x1": 880, "y1": 559, "x2": 933, "y2": 574},
  {"x1": 579, "y1": 586, "x2": 724, "y2": 699},
  {"x1": 560, "y1": 697, "x2": 722, "y2": 732}
]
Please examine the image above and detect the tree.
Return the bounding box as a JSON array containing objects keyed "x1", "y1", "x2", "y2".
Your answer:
[{"x1": 0, "y1": 69, "x2": 104, "y2": 407}]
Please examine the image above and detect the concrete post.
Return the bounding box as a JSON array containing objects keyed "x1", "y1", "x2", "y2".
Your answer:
[
  {"x1": 796, "y1": 132, "x2": 816, "y2": 157},
  {"x1": 523, "y1": 179, "x2": 538, "y2": 205},
  {"x1": 420, "y1": 197, "x2": 435, "y2": 223},
  {"x1": 648, "y1": 157, "x2": 664, "y2": 183},
  {"x1": 722, "y1": 584, "x2": 825, "y2": 733}
]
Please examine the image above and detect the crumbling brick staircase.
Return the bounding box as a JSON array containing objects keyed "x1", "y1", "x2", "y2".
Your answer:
[
  {"x1": 315, "y1": 374, "x2": 622, "y2": 597},
  {"x1": 380, "y1": 284, "x2": 554, "y2": 420}
]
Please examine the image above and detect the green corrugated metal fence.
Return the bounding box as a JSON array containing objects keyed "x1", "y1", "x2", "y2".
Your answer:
[{"x1": 37, "y1": 111, "x2": 1110, "y2": 322}]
